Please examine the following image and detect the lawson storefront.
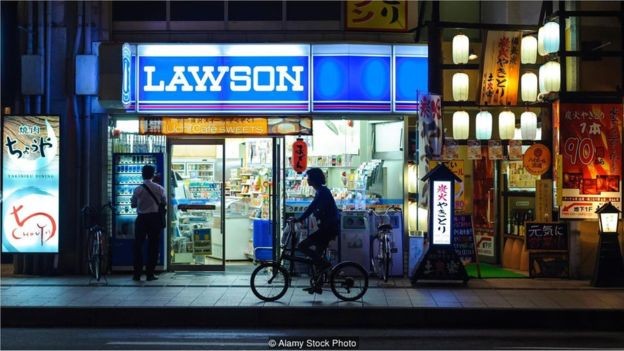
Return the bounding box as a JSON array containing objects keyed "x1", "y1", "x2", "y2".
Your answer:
[{"x1": 102, "y1": 43, "x2": 428, "y2": 272}]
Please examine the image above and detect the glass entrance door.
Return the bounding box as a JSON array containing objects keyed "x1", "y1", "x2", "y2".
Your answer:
[{"x1": 168, "y1": 139, "x2": 225, "y2": 271}]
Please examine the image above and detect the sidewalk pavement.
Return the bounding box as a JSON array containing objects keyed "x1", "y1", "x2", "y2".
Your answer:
[{"x1": 2, "y1": 268, "x2": 624, "y2": 330}]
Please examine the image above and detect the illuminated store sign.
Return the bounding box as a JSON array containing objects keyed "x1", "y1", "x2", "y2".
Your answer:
[
  {"x1": 2, "y1": 116, "x2": 60, "y2": 253},
  {"x1": 432, "y1": 180, "x2": 452, "y2": 245},
  {"x1": 123, "y1": 43, "x2": 428, "y2": 114}
]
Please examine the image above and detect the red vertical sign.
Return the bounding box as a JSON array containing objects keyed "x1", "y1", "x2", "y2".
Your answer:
[{"x1": 559, "y1": 103, "x2": 623, "y2": 218}]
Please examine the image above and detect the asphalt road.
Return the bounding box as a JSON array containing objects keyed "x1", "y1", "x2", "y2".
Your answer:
[{"x1": 2, "y1": 328, "x2": 624, "y2": 350}]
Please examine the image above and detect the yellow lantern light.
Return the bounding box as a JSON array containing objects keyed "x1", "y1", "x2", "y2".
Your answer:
[
  {"x1": 452, "y1": 73, "x2": 469, "y2": 101},
  {"x1": 452, "y1": 110, "x2": 470, "y2": 140},
  {"x1": 498, "y1": 110, "x2": 516, "y2": 140},
  {"x1": 476, "y1": 110, "x2": 492, "y2": 140},
  {"x1": 452, "y1": 34, "x2": 470, "y2": 64},
  {"x1": 521, "y1": 72, "x2": 538, "y2": 102},
  {"x1": 521, "y1": 111, "x2": 537, "y2": 140},
  {"x1": 521, "y1": 36, "x2": 537, "y2": 64},
  {"x1": 539, "y1": 61, "x2": 560, "y2": 93}
]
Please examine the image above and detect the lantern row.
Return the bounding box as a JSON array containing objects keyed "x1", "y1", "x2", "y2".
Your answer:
[{"x1": 452, "y1": 109, "x2": 538, "y2": 141}]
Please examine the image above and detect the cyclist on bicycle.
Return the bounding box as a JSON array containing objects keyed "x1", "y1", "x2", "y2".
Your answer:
[{"x1": 293, "y1": 168, "x2": 340, "y2": 292}]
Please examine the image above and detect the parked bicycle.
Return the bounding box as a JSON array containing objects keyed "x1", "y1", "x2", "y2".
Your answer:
[
  {"x1": 80, "y1": 203, "x2": 115, "y2": 282},
  {"x1": 369, "y1": 206, "x2": 401, "y2": 282},
  {"x1": 250, "y1": 218, "x2": 368, "y2": 302}
]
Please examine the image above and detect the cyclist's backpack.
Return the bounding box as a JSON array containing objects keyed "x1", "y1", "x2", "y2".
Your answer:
[{"x1": 142, "y1": 184, "x2": 167, "y2": 228}]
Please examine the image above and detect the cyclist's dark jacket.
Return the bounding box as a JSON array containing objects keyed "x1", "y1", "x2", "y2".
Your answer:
[{"x1": 298, "y1": 185, "x2": 340, "y2": 239}]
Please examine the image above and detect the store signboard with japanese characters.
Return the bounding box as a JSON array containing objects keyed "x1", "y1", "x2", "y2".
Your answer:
[
  {"x1": 479, "y1": 31, "x2": 522, "y2": 106},
  {"x1": 345, "y1": 0, "x2": 408, "y2": 31},
  {"x1": 2, "y1": 116, "x2": 60, "y2": 253},
  {"x1": 559, "y1": 103, "x2": 622, "y2": 219}
]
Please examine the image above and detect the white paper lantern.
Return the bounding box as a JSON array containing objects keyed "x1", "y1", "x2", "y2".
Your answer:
[
  {"x1": 453, "y1": 110, "x2": 470, "y2": 140},
  {"x1": 543, "y1": 21, "x2": 560, "y2": 54},
  {"x1": 521, "y1": 72, "x2": 538, "y2": 102},
  {"x1": 453, "y1": 34, "x2": 470, "y2": 64},
  {"x1": 521, "y1": 36, "x2": 537, "y2": 64},
  {"x1": 476, "y1": 110, "x2": 492, "y2": 140},
  {"x1": 539, "y1": 61, "x2": 560, "y2": 93},
  {"x1": 521, "y1": 111, "x2": 538, "y2": 140},
  {"x1": 498, "y1": 110, "x2": 516, "y2": 140},
  {"x1": 452, "y1": 73, "x2": 469, "y2": 101},
  {"x1": 537, "y1": 26, "x2": 547, "y2": 56}
]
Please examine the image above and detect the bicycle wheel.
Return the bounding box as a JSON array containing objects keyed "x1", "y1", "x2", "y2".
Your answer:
[
  {"x1": 381, "y1": 237, "x2": 391, "y2": 282},
  {"x1": 88, "y1": 232, "x2": 102, "y2": 281},
  {"x1": 250, "y1": 262, "x2": 289, "y2": 302},
  {"x1": 330, "y1": 261, "x2": 368, "y2": 301}
]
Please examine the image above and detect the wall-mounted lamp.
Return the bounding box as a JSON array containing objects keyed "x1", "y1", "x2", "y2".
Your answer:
[
  {"x1": 539, "y1": 61, "x2": 561, "y2": 93},
  {"x1": 452, "y1": 73, "x2": 469, "y2": 101},
  {"x1": 498, "y1": 109, "x2": 516, "y2": 140},
  {"x1": 521, "y1": 72, "x2": 538, "y2": 102},
  {"x1": 521, "y1": 36, "x2": 538, "y2": 64},
  {"x1": 476, "y1": 109, "x2": 492, "y2": 140},
  {"x1": 452, "y1": 110, "x2": 470, "y2": 140},
  {"x1": 453, "y1": 34, "x2": 470, "y2": 64},
  {"x1": 521, "y1": 110, "x2": 537, "y2": 140}
]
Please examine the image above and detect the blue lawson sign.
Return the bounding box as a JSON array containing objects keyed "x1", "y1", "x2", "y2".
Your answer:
[
  {"x1": 125, "y1": 43, "x2": 427, "y2": 114},
  {"x1": 136, "y1": 44, "x2": 310, "y2": 113}
]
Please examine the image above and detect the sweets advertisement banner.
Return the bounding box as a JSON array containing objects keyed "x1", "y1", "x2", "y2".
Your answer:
[
  {"x1": 559, "y1": 103, "x2": 622, "y2": 219},
  {"x1": 2, "y1": 115, "x2": 60, "y2": 253},
  {"x1": 139, "y1": 117, "x2": 313, "y2": 136}
]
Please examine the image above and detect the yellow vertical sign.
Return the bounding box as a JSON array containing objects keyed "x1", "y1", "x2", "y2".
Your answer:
[{"x1": 345, "y1": 0, "x2": 407, "y2": 31}]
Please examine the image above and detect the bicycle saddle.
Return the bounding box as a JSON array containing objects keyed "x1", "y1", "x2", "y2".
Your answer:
[{"x1": 377, "y1": 223, "x2": 393, "y2": 231}]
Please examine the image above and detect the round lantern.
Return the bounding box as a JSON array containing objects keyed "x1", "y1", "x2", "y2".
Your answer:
[
  {"x1": 521, "y1": 36, "x2": 537, "y2": 64},
  {"x1": 537, "y1": 26, "x2": 547, "y2": 56},
  {"x1": 452, "y1": 110, "x2": 470, "y2": 140},
  {"x1": 476, "y1": 110, "x2": 492, "y2": 140},
  {"x1": 539, "y1": 61, "x2": 561, "y2": 93},
  {"x1": 452, "y1": 73, "x2": 469, "y2": 101},
  {"x1": 498, "y1": 110, "x2": 516, "y2": 140},
  {"x1": 453, "y1": 34, "x2": 470, "y2": 64},
  {"x1": 291, "y1": 138, "x2": 308, "y2": 174},
  {"x1": 521, "y1": 111, "x2": 538, "y2": 140},
  {"x1": 542, "y1": 21, "x2": 560, "y2": 54},
  {"x1": 521, "y1": 72, "x2": 538, "y2": 102}
]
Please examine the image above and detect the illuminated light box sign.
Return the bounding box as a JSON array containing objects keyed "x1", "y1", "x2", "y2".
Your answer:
[
  {"x1": 394, "y1": 45, "x2": 428, "y2": 112},
  {"x1": 312, "y1": 44, "x2": 391, "y2": 113},
  {"x1": 432, "y1": 180, "x2": 452, "y2": 245},
  {"x1": 138, "y1": 117, "x2": 313, "y2": 136},
  {"x1": 135, "y1": 44, "x2": 310, "y2": 114},
  {"x1": 2, "y1": 115, "x2": 60, "y2": 253},
  {"x1": 122, "y1": 43, "x2": 428, "y2": 114}
]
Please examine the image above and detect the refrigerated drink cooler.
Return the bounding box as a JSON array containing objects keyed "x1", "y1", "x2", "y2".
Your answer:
[{"x1": 111, "y1": 152, "x2": 166, "y2": 271}]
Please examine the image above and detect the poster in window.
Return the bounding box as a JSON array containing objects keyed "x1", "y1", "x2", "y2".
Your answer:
[{"x1": 559, "y1": 103, "x2": 622, "y2": 219}]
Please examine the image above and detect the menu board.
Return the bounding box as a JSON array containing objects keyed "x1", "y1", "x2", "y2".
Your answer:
[
  {"x1": 413, "y1": 246, "x2": 468, "y2": 281},
  {"x1": 453, "y1": 214, "x2": 476, "y2": 264},
  {"x1": 526, "y1": 222, "x2": 568, "y2": 251}
]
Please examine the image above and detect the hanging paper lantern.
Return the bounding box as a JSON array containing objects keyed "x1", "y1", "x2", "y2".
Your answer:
[
  {"x1": 521, "y1": 36, "x2": 537, "y2": 64},
  {"x1": 291, "y1": 138, "x2": 308, "y2": 174},
  {"x1": 452, "y1": 34, "x2": 470, "y2": 64},
  {"x1": 539, "y1": 61, "x2": 561, "y2": 93},
  {"x1": 543, "y1": 21, "x2": 560, "y2": 54},
  {"x1": 452, "y1": 73, "x2": 469, "y2": 101},
  {"x1": 521, "y1": 72, "x2": 538, "y2": 102},
  {"x1": 521, "y1": 111, "x2": 538, "y2": 140},
  {"x1": 476, "y1": 110, "x2": 492, "y2": 140},
  {"x1": 498, "y1": 110, "x2": 516, "y2": 140},
  {"x1": 452, "y1": 110, "x2": 470, "y2": 140},
  {"x1": 537, "y1": 26, "x2": 547, "y2": 56}
]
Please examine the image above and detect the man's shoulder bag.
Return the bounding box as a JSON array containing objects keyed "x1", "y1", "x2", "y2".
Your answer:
[{"x1": 142, "y1": 184, "x2": 167, "y2": 228}]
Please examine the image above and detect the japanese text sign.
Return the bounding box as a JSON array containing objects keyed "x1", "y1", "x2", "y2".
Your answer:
[
  {"x1": 526, "y1": 222, "x2": 568, "y2": 251},
  {"x1": 346, "y1": 0, "x2": 408, "y2": 32},
  {"x1": 432, "y1": 181, "x2": 452, "y2": 245},
  {"x1": 479, "y1": 31, "x2": 522, "y2": 106},
  {"x1": 559, "y1": 103, "x2": 622, "y2": 219},
  {"x1": 2, "y1": 116, "x2": 60, "y2": 253}
]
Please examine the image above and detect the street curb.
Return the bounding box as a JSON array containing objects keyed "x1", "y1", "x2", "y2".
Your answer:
[{"x1": 3, "y1": 307, "x2": 624, "y2": 330}]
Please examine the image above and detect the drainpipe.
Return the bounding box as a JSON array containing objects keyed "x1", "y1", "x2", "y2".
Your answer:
[
  {"x1": 84, "y1": 1, "x2": 92, "y2": 209},
  {"x1": 73, "y1": 1, "x2": 84, "y2": 264},
  {"x1": 35, "y1": 1, "x2": 44, "y2": 114},
  {"x1": 45, "y1": 1, "x2": 52, "y2": 113},
  {"x1": 24, "y1": 1, "x2": 33, "y2": 114}
]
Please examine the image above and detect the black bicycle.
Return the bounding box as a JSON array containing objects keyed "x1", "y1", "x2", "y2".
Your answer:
[
  {"x1": 81, "y1": 203, "x2": 115, "y2": 282},
  {"x1": 369, "y1": 207, "x2": 401, "y2": 282},
  {"x1": 250, "y1": 218, "x2": 369, "y2": 302}
]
